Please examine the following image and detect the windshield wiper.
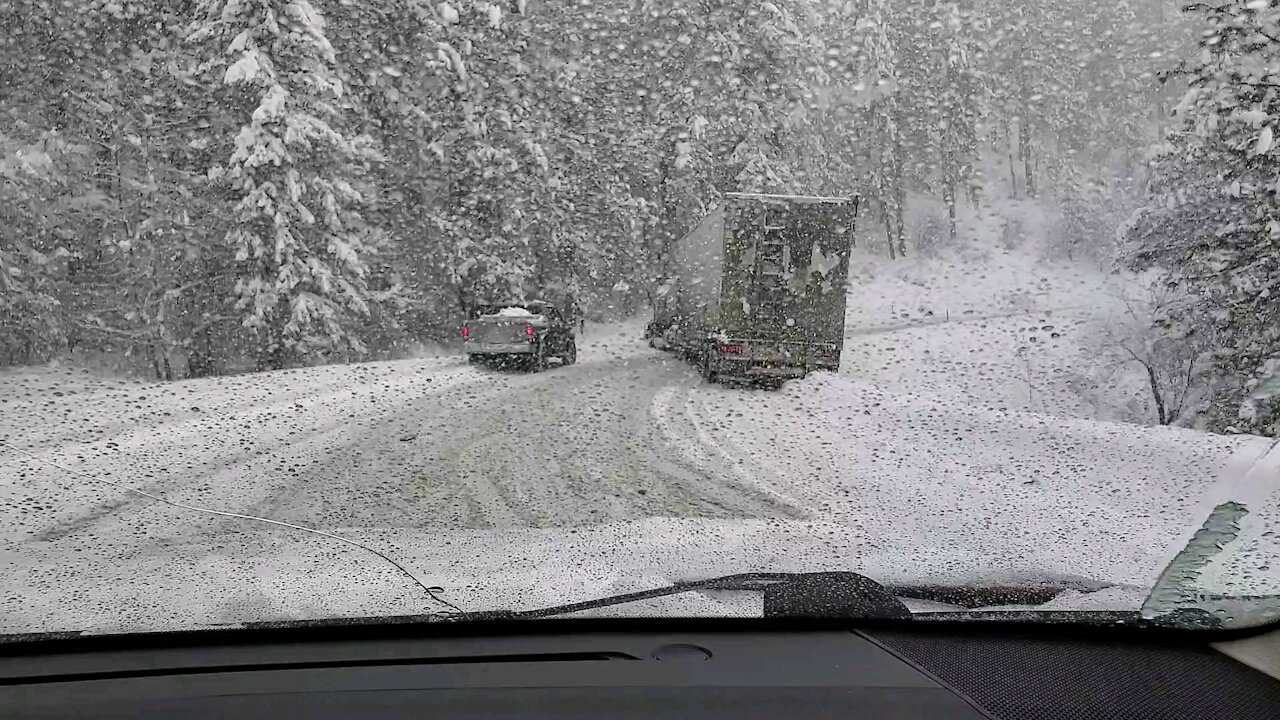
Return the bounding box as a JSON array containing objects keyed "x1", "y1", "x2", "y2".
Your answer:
[
  {"x1": 452, "y1": 572, "x2": 1222, "y2": 627},
  {"x1": 455, "y1": 572, "x2": 913, "y2": 621}
]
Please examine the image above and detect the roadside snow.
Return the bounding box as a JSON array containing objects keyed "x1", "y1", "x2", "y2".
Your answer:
[
  {"x1": 815, "y1": 203, "x2": 1280, "y2": 598},
  {"x1": 842, "y1": 244, "x2": 1154, "y2": 425},
  {"x1": 0, "y1": 356, "x2": 479, "y2": 545},
  {"x1": 844, "y1": 241, "x2": 1119, "y2": 329},
  {"x1": 672, "y1": 373, "x2": 1275, "y2": 594}
]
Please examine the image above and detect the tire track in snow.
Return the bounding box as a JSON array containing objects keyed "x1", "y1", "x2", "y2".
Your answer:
[
  {"x1": 652, "y1": 386, "x2": 811, "y2": 519},
  {"x1": 12, "y1": 339, "x2": 811, "y2": 555},
  {"x1": 12, "y1": 363, "x2": 494, "y2": 544}
]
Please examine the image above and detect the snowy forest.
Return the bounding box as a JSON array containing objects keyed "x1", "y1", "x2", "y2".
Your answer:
[{"x1": 1, "y1": 0, "x2": 1277, "y2": 435}]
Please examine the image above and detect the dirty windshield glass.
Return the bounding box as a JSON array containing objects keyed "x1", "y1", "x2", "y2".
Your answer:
[{"x1": 2, "y1": 0, "x2": 1279, "y2": 635}]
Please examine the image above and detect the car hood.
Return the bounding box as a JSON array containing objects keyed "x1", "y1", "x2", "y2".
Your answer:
[{"x1": 5, "y1": 503, "x2": 1278, "y2": 637}]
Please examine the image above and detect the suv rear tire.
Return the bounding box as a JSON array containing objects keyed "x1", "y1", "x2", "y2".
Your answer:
[
  {"x1": 531, "y1": 344, "x2": 548, "y2": 372},
  {"x1": 700, "y1": 351, "x2": 718, "y2": 384}
]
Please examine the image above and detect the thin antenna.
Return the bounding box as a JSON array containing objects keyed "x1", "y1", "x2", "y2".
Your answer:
[{"x1": 1, "y1": 441, "x2": 462, "y2": 618}]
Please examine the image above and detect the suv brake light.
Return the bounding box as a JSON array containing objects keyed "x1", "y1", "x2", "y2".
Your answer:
[
  {"x1": 719, "y1": 344, "x2": 744, "y2": 355},
  {"x1": 525, "y1": 324, "x2": 535, "y2": 337},
  {"x1": 461, "y1": 325, "x2": 470, "y2": 338}
]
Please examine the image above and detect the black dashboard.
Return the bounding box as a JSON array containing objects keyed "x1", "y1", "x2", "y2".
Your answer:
[{"x1": 2, "y1": 620, "x2": 1279, "y2": 719}]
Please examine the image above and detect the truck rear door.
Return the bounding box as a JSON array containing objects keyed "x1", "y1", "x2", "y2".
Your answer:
[
  {"x1": 470, "y1": 320, "x2": 533, "y2": 344},
  {"x1": 718, "y1": 199, "x2": 855, "y2": 365}
]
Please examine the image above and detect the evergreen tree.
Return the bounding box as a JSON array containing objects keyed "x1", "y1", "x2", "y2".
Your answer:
[
  {"x1": 189, "y1": 0, "x2": 385, "y2": 368},
  {"x1": 1126, "y1": 0, "x2": 1280, "y2": 433}
]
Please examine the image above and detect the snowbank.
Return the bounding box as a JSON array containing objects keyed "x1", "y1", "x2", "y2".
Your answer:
[
  {"x1": 671, "y1": 373, "x2": 1275, "y2": 594},
  {"x1": 841, "y1": 242, "x2": 1153, "y2": 424},
  {"x1": 0, "y1": 355, "x2": 476, "y2": 544}
]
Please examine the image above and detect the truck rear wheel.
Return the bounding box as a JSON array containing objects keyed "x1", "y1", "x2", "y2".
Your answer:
[{"x1": 562, "y1": 340, "x2": 577, "y2": 365}]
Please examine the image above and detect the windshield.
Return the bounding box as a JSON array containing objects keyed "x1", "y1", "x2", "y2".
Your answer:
[{"x1": 2, "y1": 0, "x2": 1279, "y2": 636}]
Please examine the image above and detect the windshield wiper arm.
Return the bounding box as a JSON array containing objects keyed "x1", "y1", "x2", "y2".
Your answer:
[{"x1": 454, "y1": 571, "x2": 913, "y2": 621}]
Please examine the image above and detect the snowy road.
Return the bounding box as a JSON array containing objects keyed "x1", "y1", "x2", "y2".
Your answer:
[
  {"x1": 0, "y1": 326, "x2": 832, "y2": 632},
  {"x1": 0, "y1": 326, "x2": 803, "y2": 552},
  {"x1": 245, "y1": 348, "x2": 811, "y2": 531}
]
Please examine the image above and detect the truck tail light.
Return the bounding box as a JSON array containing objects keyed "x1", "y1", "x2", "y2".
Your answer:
[
  {"x1": 719, "y1": 344, "x2": 744, "y2": 355},
  {"x1": 526, "y1": 324, "x2": 535, "y2": 337},
  {"x1": 461, "y1": 325, "x2": 470, "y2": 338}
]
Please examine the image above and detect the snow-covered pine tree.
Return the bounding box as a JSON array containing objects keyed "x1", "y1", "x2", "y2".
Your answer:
[
  {"x1": 923, "y1": 1, "x2": 982, "y2": 243},
  {"x1": 189, "y1": 0, "x2": 385, "y2": 369},
  {"x1": 863, "y1": 0, "x2": 908, "y2": 258},
  {"x1": 1126, "y1": 0, "x2": 1280, "y2": 434}
]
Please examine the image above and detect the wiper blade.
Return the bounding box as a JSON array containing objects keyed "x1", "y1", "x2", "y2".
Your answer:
[
  {"x1": 454, "y1": 571, "x2": 912, "y2": 621},
  {"x1": 453, "y1": 572, "x2": 1171, "y2": 626}
]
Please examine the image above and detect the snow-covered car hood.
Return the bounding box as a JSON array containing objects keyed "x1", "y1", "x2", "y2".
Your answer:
[
  {"x1": 0, "y1": 518, "x2": 1126, "y2": 635},
  {"x1": 4, "y1": 502, "x2": 1278, "y2": 636}
]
